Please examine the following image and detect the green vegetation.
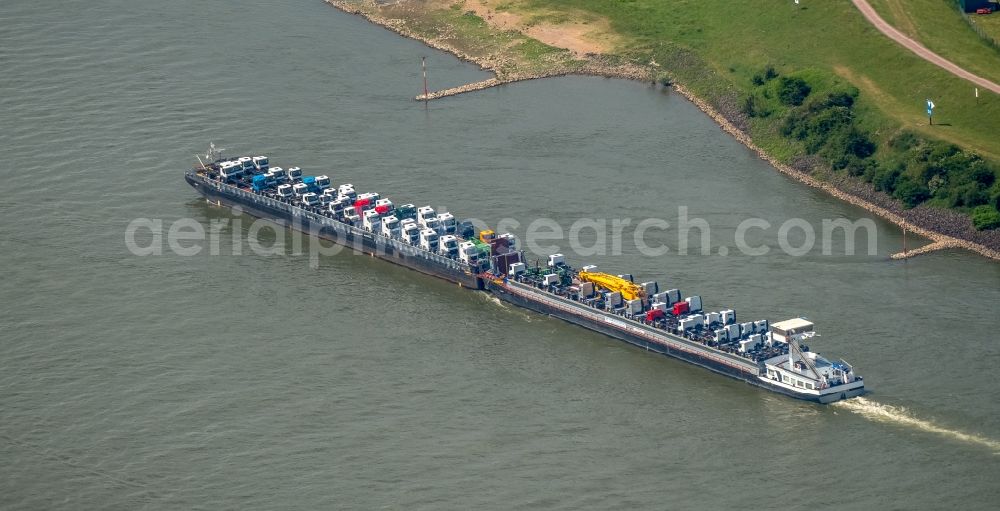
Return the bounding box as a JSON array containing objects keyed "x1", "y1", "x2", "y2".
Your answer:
[
  {"x1": 742, "y1": 63, "x2": 1000, "y2": 222},
  {"x1": 515, "y1": 38, "x2": 566, "y2": 61},
  {"x1": 777, "y1": 76, "x2": 812, "y2": 106},
  {"x1": 779, "y1": 87, "x2": 874, "y2": 170},
  {"x1": 973, "y1": 205, "x2": 1000, "y2": 229},
  {"x1": 867, "y1": 0, "x2": 1000, "y2": 81},
  {"x1": 969, "y1": 8, "x2": 1000, "y2": 43},
  {"x1": 512, "y1": 0, "x2": 1000, "y2": 227},
  {"x1": 871, "y1": 131, "x2": 1000, "y2": 212}
]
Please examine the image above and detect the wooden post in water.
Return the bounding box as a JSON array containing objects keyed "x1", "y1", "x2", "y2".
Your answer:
[
  {"x1": 902, "y1": 222, "x2": 907, "y2": 259},
  {"x1": 422, "y1": 57, "x2": 428, "y2": 102}
]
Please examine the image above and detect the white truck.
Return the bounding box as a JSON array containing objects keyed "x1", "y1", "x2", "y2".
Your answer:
[
  {"x1": 337, "y1": 183, "x2": 356, "y2": 200},
  {"x1": 437, "y1": 212, "x2": 457, "y2": 235},
  {"x1": 301, "y1": 193, "x2": 319, "y2": 207},
  {"x1": 401, "y1": 220, "x2": 420, "y2": 244},
  {"x1": 417, "y1": 206, "x2": 436, "y2": 227},
  {"x1": 438, "y1": 235, "x2": 459, "y2": 258},
  {"x1": 423, "y1": 216, "x2": 441, "y2": 234},
  {"x1": 219, "y1": 161, "x2": 243, "y2": 181},
  {"x1": 380, "y1": 215, "x2": 400, "y2": 238},
  {"x1": 419, "y1": 228, "x2": 439, "y2": 252},
  {"x1": 459, "y1": 241, "x2": 479, "y2": 265},
  {"x1": 342, "y1": 206, "x2": 360, "y2": 226},
  {"x1": 252, "y1": 156, "x2": 269, "y2": 172},
  {"x1": 266, "y1": 166, "x2": 285, "y2": 184},
  {"x1": 362, "y1": 209, "x2": 381, "y2": 232}
]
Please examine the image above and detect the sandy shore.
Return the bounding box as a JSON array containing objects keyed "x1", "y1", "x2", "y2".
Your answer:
[{"x1": 326, "y1": 0, "x2": 1000, "y2": 262}]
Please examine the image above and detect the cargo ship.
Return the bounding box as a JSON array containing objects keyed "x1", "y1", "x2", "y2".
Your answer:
[{"x1": 186, "y1": 146, "x2": 865, "y2": 404}]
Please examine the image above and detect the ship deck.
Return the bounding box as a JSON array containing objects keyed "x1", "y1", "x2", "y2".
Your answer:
[{"x1": 500, "y1": 279, "x2": 762, "y2": 376}]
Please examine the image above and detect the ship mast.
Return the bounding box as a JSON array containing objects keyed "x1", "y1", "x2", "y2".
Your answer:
[
  {"x1": 787, "y1": 328, "x2": 822, "y2": 382},
  {"x1": 205, "y1": 142, "x2": 224, "y2": 163},
  {"x1": 788, "y1": 329, "x2": 795, "y2": 375}
]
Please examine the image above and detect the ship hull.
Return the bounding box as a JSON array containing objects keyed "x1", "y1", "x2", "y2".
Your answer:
[
  {"x1": 754, "y1": 377, "x2": 866, "y2": 403},
  {"x1": 185, "y1": 171, "x2": 863, "y2": 404},
  {"x1": 185, "y1": 173, "x2": 482, "y2": 289},
  {"x1": 487, "y1": 280, "x2": 864, "y2": 404}
]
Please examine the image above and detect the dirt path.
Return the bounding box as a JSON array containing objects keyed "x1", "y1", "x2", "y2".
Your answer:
[{"x1": 852, "y1": 0, "x2": 1000, "y2": 94}]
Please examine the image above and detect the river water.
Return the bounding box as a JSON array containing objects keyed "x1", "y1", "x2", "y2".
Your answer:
[{"x1": 2, "y1": 0, "x2": 999, "y2": 509}]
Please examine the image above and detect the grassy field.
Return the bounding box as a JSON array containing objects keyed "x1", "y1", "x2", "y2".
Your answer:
[
  {"x1": 968, "y1": 7, "x2": 1000, "y2": 43},
  {"x1": 867, "y1": 0, "x2": 1000, "y2": 84}
]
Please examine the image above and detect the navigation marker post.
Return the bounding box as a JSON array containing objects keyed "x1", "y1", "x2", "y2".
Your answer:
[
  {"x1": 926, "y1": 98, "x2": 935, "y2": 125},
  {"x1": 902, "y1": 222, "x2": 907, "y2": 259},
  {"x1": 422, "y1": 56, "x2": 429, "y2": 102}
]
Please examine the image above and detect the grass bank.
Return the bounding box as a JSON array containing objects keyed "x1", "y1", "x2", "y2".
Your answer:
[
  {"x1": 867, "y1": 0, "x2": 1000, "y2": 82},
  {"x1": 969, "y1": 7, "x2": 1000, "y2": 43}
]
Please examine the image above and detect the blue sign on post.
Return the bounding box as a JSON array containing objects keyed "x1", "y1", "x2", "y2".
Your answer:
[{"x1": 926, "y1": 99, "x2": 935, "y2": 125}]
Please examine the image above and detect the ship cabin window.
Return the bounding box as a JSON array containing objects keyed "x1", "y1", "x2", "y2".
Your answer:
[
  {"x1": 782, "y1": 374, "x2": 790, "y2": 384},
  {"x1": 806, "y1": 383, "x2": 814, "y2": 390},
  {"x1": 795, "y1": 380, "x2": 805, "y2": 388}
]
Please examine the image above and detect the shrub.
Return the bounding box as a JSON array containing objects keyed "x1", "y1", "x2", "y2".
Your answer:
[
  {"x1": 777, "y1": 76, "x2": 811, "y2": 106},
  {"x1": 963, "y1": 184, "x2": 989, "y2": 207},
  {"x1": 971, "y1": 205, "x2": 1000, "y2": 230},
  {"x1": 764, "y1": 65, "x2": 778, "y2": 81},
  {"x1": 751, "y1": 65, "x2": 778, "y2": 86},
  {"x1": 874, "y1": 166, "x2": 902, "y2": 193},
  {"x1": 894, "y1": 178, "x2": 931, "y2": 208},
  {"x1": 742, "y1": 94, "x2": 768, "y2": 117},
  {"x1": 889, "y1": 131, "x2": 920, "y2": 151},
  {"x1": 970, "y1": 165, "x2": 996, "y2": 187},
  {"x1": 842, "y1": 156, "x2": 875, "y2": 177},
  {"x1": 944, "y1": 182, "x2": 986, "y2": 208},
  {"x1": 840, "y1": 128, "x2": 876, "y2": 159},
  {"x1": 782, "y1": 105, "x2": 848, "y2": 141},
  {"x1": 927, "y1": 174, "x2": 946, "y2": 195},
  {"x1": 823, "y1": 89, "x2": 857, "y2": 109}
]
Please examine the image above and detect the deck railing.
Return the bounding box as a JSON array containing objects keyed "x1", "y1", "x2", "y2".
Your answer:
[{"x1": 190, "y1": 171, "x2": 472, "y2": 273}]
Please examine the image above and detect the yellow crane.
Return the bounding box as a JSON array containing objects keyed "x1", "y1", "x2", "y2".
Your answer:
[{"x1": 578, "y1": 271, "x2": 645, "y2": 301}]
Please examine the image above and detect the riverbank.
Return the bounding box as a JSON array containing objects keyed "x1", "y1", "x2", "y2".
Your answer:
[
  {"x1": 326, "y1": 0, "x2": 1000, "y2": 262},
  {"x1": 329, "y1": 0, "x2": 648, "y2": 83}
]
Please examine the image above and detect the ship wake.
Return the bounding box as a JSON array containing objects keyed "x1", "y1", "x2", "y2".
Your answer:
[
  {"x1": 488, "y1": 295, "x2": 509, "y2": 310},
  {"x1": 834, "y1": 397, "x2": 1000, "y2": 452}
]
